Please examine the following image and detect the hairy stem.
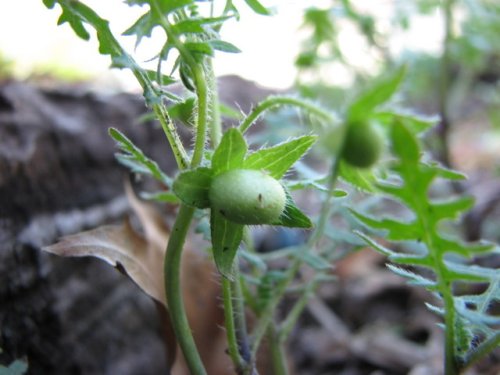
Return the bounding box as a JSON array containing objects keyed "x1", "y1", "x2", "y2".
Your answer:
[
  {"x1": 153, "y1": 105, "x2": 190, "y2": 169},
  {"x1": 150, "y1": 4, "x2": 211, "y2": 373},
  {"x1": 278, "y1": 280, "x2": 317, "y2": 342},
  {"x1": 233, "y1": 273, "x2": 252, "y2": 364},
  {"x1": 268, "y1": 327, "x2": 289, "y2": 375},
  {"x1": 164, "y1": 204, "x2": 207, "y2": 375},
  {"x1": 190, "y1": 65, "x2": 209, "y2": 167},
  {"x1": 239, "y1": 96, "x2": 336, "y2": 134},
  {"x1": 206, "y1": 60, "x2": 222, "y2": 147},
  {"x1": 222, "y1": 277, "x2": 246, "y2": 373}
]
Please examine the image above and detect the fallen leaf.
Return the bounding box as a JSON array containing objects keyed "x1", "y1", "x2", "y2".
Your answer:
[
  {"x1": 43, "y1": 219, "x2": 166, "y2": 304},
  {"x1": 43, "y1": 183, "x2": 233, "y2": 373}
]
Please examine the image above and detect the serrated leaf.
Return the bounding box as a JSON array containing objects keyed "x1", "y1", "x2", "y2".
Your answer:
[
  {"x1": 69, "y1": 2, "x2": 116, "y2": 55},
  {"x1": 431, "y1": 162, "x2": 468, "y2": 180},
  {"x1": 354, "y1": 230, "x2": 396, "y2": 257},
  {"x1": 167, "y1": 96, "x2": 196, "y2": 126},
  {"x1": 185, "y1": 41, "x2": 214, "y2": 56},
  {"x1": 348, "y1": 65, "x2": 406, "y2": 123},
  {"x1": 338, "y1": 160, "x2": 377, "y2": 192},
  {"x1": 210, "y1": 210, "x2": 244, "y2": 279},
  {"x1": 122, "y1": 11, "x2": 155, "y2": 47},
  {"x1": 155, "y1": 0, "x2": 192, "y2": 14},
  {"x1": 375, "y1": 110, "x2": 437, "y2": 134},
  {"x1": 391, "y1": 121, "x2": 420, "y2": 163},
  {"x1": 208, "y1": 40, "x2": 241, "y2": 53},
  {"x1": 444, "y1": 260, "x2": 497, "y2": 281},
  {"x1": 243, "y1": 135, "x2": 317, "y2": 179},
  {"x1": 244, "y1": 0, "x2": 271, "y2": 15},
  {"x1": 272, "y1": 191, "x2": 312, "y2": 228},
  {"x1": 386, "y1": 264, "x2": 437, "y2": 288},
  {"x1": 109, "y1": 128, "x2": 171, "y2": 186},
  {"x1": 286, "y1": 179, "x2": 328, "y2": 192},
  {"x1": 144, "y1": 69, "x2": 176, "y2": 86},
  {"x1": 212, "y1": 128, "x2": 247, "y2": 174},
  {"x1": 429, "y1": 197, "x2": 475, "y2": 222},
  {"x1": 173, "y1": 167, "x2": 213, "y2": 208},
  {"x1": 58, "y1": 7, "x2": 90, "y2": 40},
  {"x1": 219, "y1": 102, "x2": 243, "y2": 120},
  {"x1": 298, "y1": 252, "x2": 332, "y2": 271},
  {"x1": 351, "y1": 210, "x2": 421, "y2": 241},
  {"x1": 171, "y1": 19, "x2": 205, "y2": 34},
  {"x1": 43, "y1": 0, "x2": 56, "y2": 8}
]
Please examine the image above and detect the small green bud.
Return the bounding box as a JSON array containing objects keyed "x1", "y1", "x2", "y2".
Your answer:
[
  {"x1": 209, "y1": 169, "x2": 286, "y2": 225},
  {"x1": 341, "y1": 121, "x2": 383, "y2": 168}
]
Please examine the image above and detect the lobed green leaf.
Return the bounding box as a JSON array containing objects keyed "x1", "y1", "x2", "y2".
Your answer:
[
  {"x1": 212, "y1": 128, "x2": 247, "y2": 174},
  {"x1": 109, "y1": 128, "x2": 171, "y2": 186},
  {"x1": 272, "y1": 190, "x2": 312, "y2": 228},
  {"x1": 243, "y1": 0, "x2": 271, "y2": 15},
  {"x1": 338, "y1": 160, "x2": 377, "y2": 192},
  {"x1": 172, "y1": 167, "x2": 213, "y2": 208},
  {"x1": 243, "y1": 135, "x2": 317, "y2": 179},
  {"x1": 347, "y1": 65, "x2": 406, "y2": 123},
  {"x1": 210, "y1": 210, "x2": 244, "y2": 280}
]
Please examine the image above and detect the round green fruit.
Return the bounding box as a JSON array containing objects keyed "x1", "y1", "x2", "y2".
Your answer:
[
  {"x1": 209, "y1": 169, "x2": 286, "y2": 225},
  {"x1": 341, "y1": 121, "x2": 382, "y2": 168}
]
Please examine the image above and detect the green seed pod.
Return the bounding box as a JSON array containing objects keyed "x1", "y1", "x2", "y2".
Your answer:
[
  {"x1": 209, "y1": 169, "x2": 286, "y2": 225},
  {"x1": 341, "y1": 121, "x2": 383, "y2": 168}
]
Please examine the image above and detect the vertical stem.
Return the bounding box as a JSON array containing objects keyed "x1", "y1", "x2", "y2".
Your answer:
[
  {"x1": 191, "y1": 65, "x2": 209, "y2": 167},
  {"x1": 164, "y1": 204, "x2": 207, "y2": 375},
  {"x1": 268, "y1": 327, "x2": 289, "y2": 375},
  {"x1": 443, "y1": 288, "x2": 459, "y2": 375},
  {"x1": 233, "y1": 276, "x2": 252, "y2": 362},
  {"x1": 437, "y1": 0, "x2": 455, "y2": 169},
  {"x1": 222, "y1": 277, "x2": 246, "y2": 373},
  {"x1": 206, "y1": 60, "x2": 222, "y2": 147}
]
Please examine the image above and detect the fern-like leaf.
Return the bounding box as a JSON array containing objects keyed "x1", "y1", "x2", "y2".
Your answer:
[{"x1": 353, "y1": 120, "x2": 499, "y2": 372}]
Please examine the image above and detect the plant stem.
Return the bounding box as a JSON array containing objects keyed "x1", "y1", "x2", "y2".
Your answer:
[
  {"x1": 443, "y1": 285, "x2": 459, "y2": 375},
  {"x1": 153, "y1": 104, "x2": 190, "y2": 169},
  {"x1": 268, "y1": 327, "x2": 289, "y2": 375},
  {"x1": 239, "y1": 96, "x2": 336, "y2": 134},
  {"x1": 278, "y1": 279, "x2": 317, "y2": 342},
  {"x1": 54, "y1": 0, "x2": 189, "y2": 170},
  {"x1": 233, "y1": 273, "x2": 252, "y2": 363},
  {"x1": 437, "y1": 0, "x2": 455, "y2": 169},
  {"x1": 206, "y1": 60, "x2": 222, "y2": 147},
  {"x1": 151, "y1": 4, "x2": 211, "y2": 373},
  {"x1": 191, "y1": 65, "x2": 209, "y2": 167},
  {"x1": 164, "y1": 204, "x2": 207, "y2": 375},
  {"x1": 222, "y1": 277, "x2": 246, "y2": 373}
]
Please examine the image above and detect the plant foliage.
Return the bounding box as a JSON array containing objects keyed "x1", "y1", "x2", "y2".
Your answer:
[{"x1": 353, "y1": 121, "x2": 500, "y2": 372}]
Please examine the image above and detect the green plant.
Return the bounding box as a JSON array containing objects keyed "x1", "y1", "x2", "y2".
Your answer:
[
  {"x1": 340, "y1": 121, "x2": 383, "y2": 168},
  {"x1": 40, "y1": 1, "x2": 499, "y2": 374},
  {"x1": 353, "y1": 122, "x2": 500, "y2": 375}
]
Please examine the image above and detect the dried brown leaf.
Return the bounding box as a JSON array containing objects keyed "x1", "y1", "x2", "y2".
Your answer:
[
  {"x1": 43, "y1": 220, "x2": 166, "y2": 305},
  {"x1": 44, "y1": 183, "x2": 231, "y2": 373}
]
